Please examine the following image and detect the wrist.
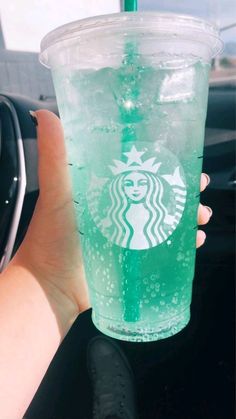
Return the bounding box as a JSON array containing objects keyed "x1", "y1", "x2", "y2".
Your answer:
[{"x1": 5, "y1": 261, "x2": 79, "y2": 340}]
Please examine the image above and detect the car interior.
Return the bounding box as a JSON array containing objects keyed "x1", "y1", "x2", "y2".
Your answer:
[{"x1": 0, "y1": 81, "x2": 235, "y2": 418}]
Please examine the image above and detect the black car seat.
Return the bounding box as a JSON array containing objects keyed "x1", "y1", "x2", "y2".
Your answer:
[{"x1": 0, "y1": 93, "x2": 58, "y2": 271}]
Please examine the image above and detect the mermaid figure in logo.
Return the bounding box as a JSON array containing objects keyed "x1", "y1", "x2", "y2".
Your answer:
[
  {"x1": 89, "y1": 146, "x2": 186, "y2": 250},
  {"x1": 97, "y1": 145, "x2": 186, "y2": 250},
  {"x1": 106, "y1": 170, "x2": 169, "y2": 249}
]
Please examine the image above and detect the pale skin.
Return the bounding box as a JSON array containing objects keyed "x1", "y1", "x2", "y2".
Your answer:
[{"x1": 0, "y1": 110, "x2": 212, "y2": 419}]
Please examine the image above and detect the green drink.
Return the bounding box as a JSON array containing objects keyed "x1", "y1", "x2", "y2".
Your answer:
[{"x1": 40, "y1": 13, "x2": 222, "y2": 341}]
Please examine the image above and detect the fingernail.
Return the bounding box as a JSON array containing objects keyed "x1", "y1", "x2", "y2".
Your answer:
[
  {"x1": 29, "y1": 110, "x2": 38, "y2": 126},
  {"x1": 196, "y1": 230, "x2": 206, "y2": 248},
  {"x1": 203, "y1": 173, "x2": 210, "y2": 186},
  {"x1": 205, "y1": 206, "x2": 213, "y2": 217},
  {"x1": 201, "y1": 230, "x2": 207, "y2": 241},
  {"x1": 201, "y1": 230, "x2": 207, "y2": 244}
]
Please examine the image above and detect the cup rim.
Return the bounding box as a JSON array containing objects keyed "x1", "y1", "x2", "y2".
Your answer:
[{"x1": 40, "y1": 11, "x2": 223, "y2": 66}]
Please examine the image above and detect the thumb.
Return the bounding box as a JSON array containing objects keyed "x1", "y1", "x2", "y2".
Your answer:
[
  {"x1": 14, "y1": 109, "x2": 78, "y2": 266},
  {"x1": 34, "y1": 109, "x2": 72, "y2": 209}
]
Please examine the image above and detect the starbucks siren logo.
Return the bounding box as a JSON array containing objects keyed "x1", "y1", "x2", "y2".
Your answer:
[{"x1": 87, "y1": 145, "x2": 187, "y2": 250}]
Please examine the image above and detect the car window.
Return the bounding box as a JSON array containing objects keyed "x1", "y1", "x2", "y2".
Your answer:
[{"x1": 0, "y1": 0, "x2": 235, "y2": 100}]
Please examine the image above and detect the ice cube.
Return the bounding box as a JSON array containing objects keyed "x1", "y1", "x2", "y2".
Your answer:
[{"x1": 159, "y1": 67, "x2": 195, "y2": 103}]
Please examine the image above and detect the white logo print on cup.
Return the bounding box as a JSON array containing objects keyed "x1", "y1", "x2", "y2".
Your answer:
[{"x1": 87, "y1": 145, "x2": 187, "y2": 250}]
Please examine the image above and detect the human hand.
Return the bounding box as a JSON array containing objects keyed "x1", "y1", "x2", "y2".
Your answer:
[
  {"x1": 11, "y1": 110, "x2": 211, "y2": 335},
  {"x1": 0, "y1": 110, "x2": 212, "y2": 418},
  {"x1": 12, "y1": 110, "x2": 90, "y2": 336}
]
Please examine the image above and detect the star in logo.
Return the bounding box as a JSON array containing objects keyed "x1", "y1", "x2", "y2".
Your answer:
[
  {"x1": 109, "y1": 145, "x2": 161, "y2": 175},
  {"x1": 123, "y1": 145, "x2": 145, "y2": 165}
]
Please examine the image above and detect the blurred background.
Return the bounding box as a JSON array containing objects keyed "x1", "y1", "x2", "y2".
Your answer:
[{"x1": 0, "y1": 0, "x2": 235, "y2": 100}]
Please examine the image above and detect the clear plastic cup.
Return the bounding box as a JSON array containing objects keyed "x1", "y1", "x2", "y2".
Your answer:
[{"x1": 40, "y1": 12, "x2": 222, "y2": 342}]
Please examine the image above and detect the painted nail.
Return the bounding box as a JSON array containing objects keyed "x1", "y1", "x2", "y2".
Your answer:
[
  {"x1": 203, "y1": 173, "x2": 210, "y2": 186},
  {"x1": 205, "y1": 206, "x2": 213, "y2": 217},
  {"x1": 29, "y1": 110, "x2": 38, "y2": 126}
]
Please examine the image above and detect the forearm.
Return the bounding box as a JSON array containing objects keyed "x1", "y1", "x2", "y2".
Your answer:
[{"x1": 0, "y1": 264, "x2": 64, "y2": 419}]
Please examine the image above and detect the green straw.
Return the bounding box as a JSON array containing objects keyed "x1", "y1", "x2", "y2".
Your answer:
[
  {"x1": 124, "y1": 0, "x2": 137, "y2": 11},
  {"x1": 121, "y1": 0, "x2": 141, "y2": 323}
]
